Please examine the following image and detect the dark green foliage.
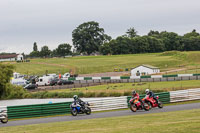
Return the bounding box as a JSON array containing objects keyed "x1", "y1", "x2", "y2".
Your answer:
[
  {"x1": 33, "y1": 42, "x2": 38, "y2": 52},
  {"x1": 40, "y1": 45, "x2": 51, "y2": 57},
  {"x1": 0, "y1": 64, "x2": 14, "y2": 98},
  {"x1": 53, "y1": 43, "x2": 72, "y2": 57},
  {"x1": 72, "y1": 21, "x2": 111, "y2": 55}
]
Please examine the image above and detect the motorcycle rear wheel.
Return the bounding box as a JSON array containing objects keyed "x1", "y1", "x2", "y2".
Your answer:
[
  {"x1": 71, "y1": 109, "x2": 78, "y2": 116},
  {"x1": 130, "y1": 104, "x2": 137, "y2": 112},
  {"x1": 1, "y1": 115, "x2": 8, "y2": 123},
  {"x1": 85, "y1": 107, "x2": 91, "y2": 115},
  {"x1": 147, "y1": 102, "x2": 152, "y2": 110}
]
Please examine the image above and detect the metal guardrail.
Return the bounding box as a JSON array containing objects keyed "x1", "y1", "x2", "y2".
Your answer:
[
  {"x1": 7, "y1": 102, "x2": 71, "y2": 119},
  {"x1": 87, "y1": 96, "x2": 128, "y2": 112},
  {"x1": 170, "y1": 88, "x2": 200, "y2": 102},
  {"x1": 6, "y1": 88, "x2": 200, "y2": 120}
]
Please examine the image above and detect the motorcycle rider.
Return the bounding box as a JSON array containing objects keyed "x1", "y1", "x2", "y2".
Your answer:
[
  {"x1": 73, "y1": 95, "x2": 85, "y2": 111},
  {"x1": 132, "y1": 90, "x2": 144, "y2": 109},
  {"x1": 145, "y1": 89, "x2": 158, "y2": 104}
]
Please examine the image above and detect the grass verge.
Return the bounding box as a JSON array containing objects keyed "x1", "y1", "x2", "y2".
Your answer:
[{"x1": 1, "y1": 108, "x2": 200, "y2": 133}]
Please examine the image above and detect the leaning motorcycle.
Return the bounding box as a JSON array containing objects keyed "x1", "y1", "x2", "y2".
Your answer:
[
  {"x1": 0, "y1": 109, "x2": 8, "y2": 124},
  {"x1": 129, "y1": 98, "x2": 149, "y2": 112},
  {"x1": 143, "y1": 95, "x2": 163, "y2": 110},
  {"x1": 70, "y1": 102, "x2": 91, "y2": 116}
]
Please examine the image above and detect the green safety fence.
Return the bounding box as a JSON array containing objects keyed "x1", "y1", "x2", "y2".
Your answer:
[
  {"x1": 162, "y1": 74, "x2": 178, "y2": 78},
  {"x1": 7, "y1": 102, "x2": 72, "y2": 119},
  {"x1": 127, "y1": 92, "x2": 170, "y2": 107}
]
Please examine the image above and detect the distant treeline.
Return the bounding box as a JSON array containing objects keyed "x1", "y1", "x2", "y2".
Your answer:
[{"x1": 28, "y1": 21, "x2": 200, "y2": 57}]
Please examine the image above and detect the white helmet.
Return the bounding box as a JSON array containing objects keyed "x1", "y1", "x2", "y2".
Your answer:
[{"x1": 145, "y1": 89, "x2": 150, "y2": 94}]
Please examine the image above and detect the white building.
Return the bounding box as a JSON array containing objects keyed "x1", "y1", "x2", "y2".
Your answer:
[
  {"x1": 0, "y1": 54, "x2": 24, "y2": 62},
  {"x1": 131, "y1": 64, "x2": 160, "y2": 77}
]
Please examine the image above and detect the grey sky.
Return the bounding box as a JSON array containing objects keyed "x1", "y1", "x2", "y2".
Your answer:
[{"x1": 0, "y1": 0, "x2": 200, "y2": 54}]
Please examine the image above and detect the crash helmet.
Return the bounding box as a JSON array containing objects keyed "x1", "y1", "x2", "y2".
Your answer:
[
  {"x1": 73, "y1": 95, "x2": 78, "y2": 100},
  {"x1": 132, "y1": 90, "x2": 136, "y2": 95},
  {"x1": 145, "y1": 89, "x2": 150, "y2": 94}
]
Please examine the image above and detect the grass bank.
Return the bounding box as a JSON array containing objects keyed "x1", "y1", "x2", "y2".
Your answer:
[
  {"x1": 4, "y1": 51, "x2": 190, "y2": 75},
  {"x1": 1, "y1": 109, "x2": 200, "y2": 133},
  {"x1": 29, "y1": 80, "x2": 200, "y2": 98}
]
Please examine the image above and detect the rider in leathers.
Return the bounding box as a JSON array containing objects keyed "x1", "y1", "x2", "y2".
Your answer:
[
  {"x1": 73, "y1": 95, "x2": 85, "y2": 111},
  {"x1": 132, "y1": 90, "x2": 144, "y2": 109},
  {"x1": 145, "y1": 89, "x2": 158, "y2": 104}
]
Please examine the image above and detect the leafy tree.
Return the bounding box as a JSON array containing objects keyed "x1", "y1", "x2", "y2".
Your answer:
[
  {"x1": 144, "y1": 36, "x2": 165, "y2": 52},
  {"x1": 29, "y1": 51, "x2": 40, "y2": 57},
  {"x1": 100, "y1": 43, "x2": 112, "y2": 55},
  {"x1": 72, "y1": 21, "x2": 111, "y2": 55},
  {"x1": 40, "y1": 45, "x2": 51, "y2": 57},
  {"x1": 125, "y1": 27, "x2": 138, "y2": 38},
  {"x1": 33, "y1": 42, "x2": 38, "y2": 52},
  {"x1": 148, "y1": 30, "x2": 160, "y2": 37},
  {"x1": 182, "y1": 36, "x2": 200, "y2": 51},
  {"x1": 0, "y1": 64, "x2": 14, "y2": 98},
  {"x1": 56, "y1": 43, "x2": 72, "y2": 57},
  {"x1": 160, "y1": 31, "x2": 181, "y2": 51},
  {"x1": 183, "y1": 29, "x2": 200, "y2": 38}
]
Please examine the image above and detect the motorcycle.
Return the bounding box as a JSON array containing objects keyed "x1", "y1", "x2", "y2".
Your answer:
[
  {"x1": 129, "y1": 98, "x2": 149, "y2": 112},
  {"x1": 143, "y1": 95, "x2": 163, "y2": 109},
  {"x1": 70, "y1": 101, "x2": 91, "y2": 116},
  {"x1": 0, "y1": 109, "x2": 8, "y2": 124}
]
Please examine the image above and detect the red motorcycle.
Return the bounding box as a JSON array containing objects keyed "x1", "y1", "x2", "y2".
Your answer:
[
  {"x1": 143, "y1": 95, "x2": 163, "y2": 109},
  {"x1": 129, "y1": 98, "x2": 149, "y2": 112}
]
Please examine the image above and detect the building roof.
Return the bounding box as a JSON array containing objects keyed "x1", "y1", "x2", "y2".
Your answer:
[
  {"x1": 0, "y1": 54, "x2": 18, "y2": 59},
  {"x1": 132, "y1": 64, "x2": 159, "y2": 70}
]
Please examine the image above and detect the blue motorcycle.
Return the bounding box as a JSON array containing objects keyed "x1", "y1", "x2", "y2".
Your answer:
[{"x1": 70, "y1": 102, "x2": 91, "y2": 116}]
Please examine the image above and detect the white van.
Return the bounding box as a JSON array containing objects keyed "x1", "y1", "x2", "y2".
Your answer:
[
  {"x1": 36, "y1": 76, "x2": 53, "y2": 86},
  {"x1": 11, "y1": 78, "x2": 27, "y2": 86}
]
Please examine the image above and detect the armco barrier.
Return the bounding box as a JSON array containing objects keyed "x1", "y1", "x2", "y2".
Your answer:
[
  {"x1": 7, "y1": 89, "x2": 200, "y2": 120},
  {"x1": 127, "y1": 92, "x2": 170, "y2": 106},
  {"x1": 170, "y1": 88, "x2": 200, "y2": 102},
  {"x1": 65, "y1": 73, "x2": 200, "y2": 81},
  {"x1": 7, "y1": 102, "x2": 71, "y2": 119},
  {"x1": 87, "y1": 96, "x2": 128, "y2": 112}
]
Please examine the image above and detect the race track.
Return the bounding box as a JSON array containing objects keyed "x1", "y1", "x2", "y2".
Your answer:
[{"x1": 1, "y1": 102, "x2": 200, "y2": 127}]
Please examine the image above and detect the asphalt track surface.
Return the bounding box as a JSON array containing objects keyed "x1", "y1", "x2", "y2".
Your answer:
[{"x1": 1, "y1": 102, "x2": 200, "y2": 128}]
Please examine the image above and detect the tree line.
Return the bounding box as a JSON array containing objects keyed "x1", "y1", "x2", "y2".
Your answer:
[{"x1": 28, "y1": 21, "x2": 200, "y2": 57}]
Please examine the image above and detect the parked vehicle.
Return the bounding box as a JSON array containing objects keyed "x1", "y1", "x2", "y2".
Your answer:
[
  {"x1": 129, "y1": 97, "x2": 149, "y2": 112},
  {"x1": 24, "y1": 84, "x2": 37, "y2": 90},
  {"x1": 36, "y1": 76, "x2": 53, "y2": 86},
  {"x1": 143, "y1": 95, "x2": 163, "y2": 109},
  {"x1": 49, "y1": 78, "x2": 59, "y2": 86},
  {"x1": 11, "y1": 78, "x2": 27, "y2": 86},
  {"x1": 57, "y1": 79, "x2": 74, "y2": 85},
  {"x1": 70, "y1": 102, "x2": 91, "y2": 116},
  {"x1": 0, "y1": 109, "x2": 8, "y2": 124},
  {"x1": 63, "y1": 73, "x2": 78, "y2": 78}
]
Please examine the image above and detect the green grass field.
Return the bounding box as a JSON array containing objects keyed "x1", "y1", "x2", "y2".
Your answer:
[
  {"x1": 47, "y1": 80, "x2": 200, "y2": 94},
  {"x1": 1, "y1": 109, "x2": 200, "y2": 133},
  {"x1": 4, "y1": 51, "x2": 200, "y2": 75}
]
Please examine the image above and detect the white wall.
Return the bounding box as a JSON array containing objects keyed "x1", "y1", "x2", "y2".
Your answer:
[
  {"x1": 0, "y1": 58, "x2": 16, "y2": 62},
  {"x1": 131, "y1": 66, "x2": 160, "y2": 76},
  {"x1": 17, "y1": 54, "x2": 23, "y2": 61}
]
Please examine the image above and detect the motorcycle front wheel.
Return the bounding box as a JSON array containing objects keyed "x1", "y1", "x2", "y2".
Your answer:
[
  {"x1": 143, "y1": 103, "x2": 150, "y2": 111},
  {"x1": 1, "y1": 115, "x2": 8, "y2": 123},
  {"x1": 71, "y1": 108, "x2": 78, "y2": 116},
  {"x1": 158, "y1": 101, "x2": 163, "y2": 108},
  {"x1": 130, "y1": 104, "x2": 137, "y2": 112},
  {"x1": 85, "y1": 107, "x2": 91, "y2": 115}
]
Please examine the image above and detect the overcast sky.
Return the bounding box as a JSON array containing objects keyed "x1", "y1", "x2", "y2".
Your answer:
[{"x1": 0, "y1": 0, "x2": 200, "y2": 54}]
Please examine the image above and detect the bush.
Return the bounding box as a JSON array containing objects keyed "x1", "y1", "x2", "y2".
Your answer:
[{"x1": 3, "y1": 84, "x2": 28, "y2": 99}]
